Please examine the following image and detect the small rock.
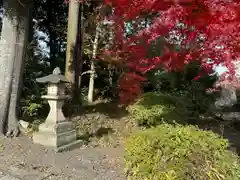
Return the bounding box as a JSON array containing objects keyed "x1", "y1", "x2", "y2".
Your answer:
[
  {"x1": 19, "y1": 120, "x2": 29, "y2": 129},
  {"x1": 222, "y1": 112, "x2": 240, "y2": 121},
  {"x1": 215, "y1": 86, "x2": 237, "y2": 109}
]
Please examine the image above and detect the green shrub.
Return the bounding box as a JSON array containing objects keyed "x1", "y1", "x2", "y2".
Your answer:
[
  {"x1": 127, "y1": 92, "x2": 188, "y2": 127},
  {"x1": 125, "y1": 124, "x2": 240, "y2": 180},
  {"x1": 21, "y1": 43, "x2": 50, "y2": 119},
  {"x1": 168, "y1": 82, "x2": 216, "y2": 118},
  {"x1": 146, "y1": 62, "x2": 217, "y2": 118}
]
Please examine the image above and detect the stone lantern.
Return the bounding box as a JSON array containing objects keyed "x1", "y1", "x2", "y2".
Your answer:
[{"x1": 32, "y1": 67, "x2": 82, "y2": 152}]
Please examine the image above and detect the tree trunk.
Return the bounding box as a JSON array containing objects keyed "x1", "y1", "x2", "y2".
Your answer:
[
  {"x1": 65, "y1": 1, "x2": 83, "y2": 103},
  {"x1": 87, "y1": 23, "x2": 100, "y2": 103},
  {"x1": 0, "y1": 0, "x2": 18, "y2": 135},
  {"x1": 106, "y1": 27, "x2": 114, "y2": 90},
  {"x1": 0, "y1": 0, "x2": 31, "y2": 136},
  {"x1": 65, "y1": 1, "x2": 79, "y2": 83},
  {"x1": 76, "y1": 3, "x2": 84, "y2": 104}
]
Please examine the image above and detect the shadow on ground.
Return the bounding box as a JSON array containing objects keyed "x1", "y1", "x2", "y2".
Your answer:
[
  {"x1": 187, "y1": 117, "x2": 240, "y2": 155},
  {"x1": 62, "y1": 100, "x2": 137, "y2": 148},
  {"x1": 64, "y1": 100, "x2": 129, "y2": 119},
  {"x1": 78, "y1": 127, "x2": 114, "y2": 143}
]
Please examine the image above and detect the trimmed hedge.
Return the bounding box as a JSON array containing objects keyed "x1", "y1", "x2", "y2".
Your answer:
[
  {"x1": 125, "y1": 124, "x2": 240, "y2": 180},
  {"x1": 127, "y1": 92, "x2": 188, "y2": 127}
]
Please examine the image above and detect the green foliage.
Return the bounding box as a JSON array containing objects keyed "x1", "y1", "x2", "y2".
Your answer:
[
  {"x1": 127, "y1": 92, "x2": 188, "y2": 127},
  {"x1": 22, "y1": 100, "x2": 43, "y2": 117},
  {"x1": 21, "y1": 41, "x2": 51, "y2": 119},
  {"x1": 146, "y1": 62, "x2": 217, "y2": 118},
  {"x1": 125, "y1": 124, "x2": 240, "y2": 180},
  {"x1": 167, "y1": 81, "x2": 215, "y2": 118}
]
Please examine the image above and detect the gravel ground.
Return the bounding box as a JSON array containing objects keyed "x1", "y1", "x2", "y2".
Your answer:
[{"x1": 0, "y1": 136, "x2": 126, "y2": 180}]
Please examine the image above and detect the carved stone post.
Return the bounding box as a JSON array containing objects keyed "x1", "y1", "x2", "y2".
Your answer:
[{"x1": 32, "y1": 67, "x2": 82, "y2": 152}]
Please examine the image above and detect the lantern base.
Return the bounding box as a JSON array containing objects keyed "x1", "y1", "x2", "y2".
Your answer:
[{"x1": 32, "y1": 122, "x2": 82, "y2": 152}]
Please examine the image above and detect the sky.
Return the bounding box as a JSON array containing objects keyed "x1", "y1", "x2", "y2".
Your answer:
[
  {"x1": 36, "y1": 30, "x2": 50, "y2": 58},
  {"x1": 214, "y1": 65, "x2": 228, "y2": 76}
]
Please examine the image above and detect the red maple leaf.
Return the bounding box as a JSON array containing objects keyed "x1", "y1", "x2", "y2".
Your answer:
[{"x1": 102, "y1": 0, "x2": 240, "y2": 104}]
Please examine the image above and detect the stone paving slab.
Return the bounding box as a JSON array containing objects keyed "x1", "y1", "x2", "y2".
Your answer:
[
  {"x1": 0, "y1": 175, "x2": 20, "y2": 180},
  {"x1": 7, "y1": 166, "x2": 52, "y2": 180},
  {"x1": 0, "y1": 171, "x2": 19, "y2": 180}
]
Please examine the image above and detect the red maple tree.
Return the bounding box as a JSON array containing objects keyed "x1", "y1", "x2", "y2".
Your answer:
[{"x1": 103, "y1": 0, "x2": 240, "y2": 104}]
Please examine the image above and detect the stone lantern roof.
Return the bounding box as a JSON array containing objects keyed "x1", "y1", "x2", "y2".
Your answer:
[{"x1": 36, "y1": 67, "x2": 69, "y2": 84}]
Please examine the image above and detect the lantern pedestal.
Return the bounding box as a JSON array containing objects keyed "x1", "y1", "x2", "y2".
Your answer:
[
  {"x1": 33, "y1": 127, "x2": 82, "y2": 152},
  {"x1": 33, "y1": 95, "x2": 82, "y2": 152}
]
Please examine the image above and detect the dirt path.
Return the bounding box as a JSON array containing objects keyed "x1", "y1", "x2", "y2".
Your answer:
[{"x1": 0, "y1": 136, "x2": 125, "y2": 180}]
